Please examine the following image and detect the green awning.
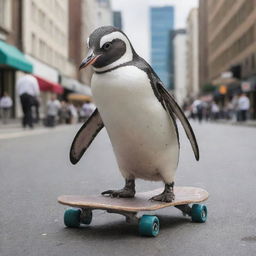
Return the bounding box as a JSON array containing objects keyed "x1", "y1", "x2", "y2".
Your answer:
[{"x1": 0, "y1": 40, "x2": 33, "y2": 73}]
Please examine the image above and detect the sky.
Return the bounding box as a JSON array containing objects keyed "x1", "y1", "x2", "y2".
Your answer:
[{"x1": 111, "y1": 0, "x2": 198, "y2": 62}]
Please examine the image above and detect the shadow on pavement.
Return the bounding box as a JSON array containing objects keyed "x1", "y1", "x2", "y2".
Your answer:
[{"x1": 58, "y1": 215, "x2": 191, "y2": 240}]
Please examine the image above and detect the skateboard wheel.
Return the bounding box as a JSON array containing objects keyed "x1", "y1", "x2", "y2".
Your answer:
[
  {"x1": 191, "y1": 204, "x2": 207, "y2": 223},
  {"x1": 139, "y1": 215, "x2": 160, "y2": 237},
  {"x1": 64, "y1": 208, "x2": 81, "y2": 228},
  {"x1": 80, "y1": 209, "x2": 92, "y2": 225}
]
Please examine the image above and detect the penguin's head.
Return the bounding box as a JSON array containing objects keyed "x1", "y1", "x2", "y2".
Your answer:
[{"x1": 79, "y1": 26, "x2": 135, "y2": 72}]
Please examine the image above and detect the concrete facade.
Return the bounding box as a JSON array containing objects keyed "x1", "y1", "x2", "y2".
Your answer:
[
  {"x1": 68, "y1": 0, "x2": 82, "y2": 82},
  {"x1": 0, "y1": 0, "x2": 12, "y2": 42},
  {"x1": 80, "y1": 0, "x2": 113, "y2": 85},
  {"x1": 198, "y1": 0, "x2": 209, "y2": 89},
  {"x1": 186, "y1": 8, "x2": 199, "y2": 98},
  {"x1": 22, "y1": 0, "x2": 76, "y2": 79},
  {"x1": 207, "y1": 0, "x2": 256, "y2": 81},
  {"x1": 0, "y1": 0, "x2": 24, "y2": 117},
  {"x1": 173, "y1": 30, "x2": 187, "y2": 105}
]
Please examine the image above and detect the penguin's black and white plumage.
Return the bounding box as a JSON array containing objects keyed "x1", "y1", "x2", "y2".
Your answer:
[{"x1": 70, "y1": 26, "x2": 199, "y2": 202}]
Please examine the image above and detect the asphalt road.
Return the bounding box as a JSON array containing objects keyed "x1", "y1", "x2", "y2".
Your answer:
[{"x1": 0, "y1": 122, "x2": 256, "y2": 256}]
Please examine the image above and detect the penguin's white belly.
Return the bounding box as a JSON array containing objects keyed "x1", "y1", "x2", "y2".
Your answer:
[{"x1": 91, "y1": 66, "x2": 179, "y2": 182}]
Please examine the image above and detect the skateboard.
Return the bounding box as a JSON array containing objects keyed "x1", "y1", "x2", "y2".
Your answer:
[{"x1": 58, "y1": 186, "x2": 209, "y2": 237}]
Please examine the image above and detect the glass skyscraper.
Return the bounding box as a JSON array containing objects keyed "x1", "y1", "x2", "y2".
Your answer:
[
  {"x1": 150, "y1": 6, "x2": 174, "y2": 90},
  {"x1": 113, "y1": 11, "x2": 122, "y2": 30}
]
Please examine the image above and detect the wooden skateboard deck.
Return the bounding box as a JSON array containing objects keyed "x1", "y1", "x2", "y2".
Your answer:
[
  {"x1": 58, "y1": 186, "x2": 209, "y2": 237},
  {"x1": 58, "y1": 186, "x2": 208, "y2": 212}
]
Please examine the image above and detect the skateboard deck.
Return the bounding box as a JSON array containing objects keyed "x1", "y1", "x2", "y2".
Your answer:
[
  {"x1": 58, "y1": 186, "x2": 208, "y2": 212},
  {"x1": 58, "y1": 186, "x2": 209, "y2": 237}
]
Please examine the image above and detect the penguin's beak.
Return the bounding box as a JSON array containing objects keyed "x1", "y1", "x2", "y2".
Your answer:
[{"x1": 79, "y1": 49, "x2": 100, "y2": 70}]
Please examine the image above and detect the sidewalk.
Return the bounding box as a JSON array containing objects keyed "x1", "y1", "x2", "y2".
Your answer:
[
  {"x1": 213, "y1": 119, "x2": 256, "y2": 128},
  {"x1": 0, "y1": 119, "x2": 73, "y2": 140}
]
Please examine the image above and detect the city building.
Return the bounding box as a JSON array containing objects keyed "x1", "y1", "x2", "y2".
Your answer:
[
  {"x1": 20, "y1": 0, "x2": 74, "y2": 116},
  {"x1": 0, "y1": 0, "x2": 33, "y2": 117},
  {"x1": 173, "y1": 29, "x2": 187, "y2": 106},
  {"x1": 150, "y1": 6, "x2": 174, "y2": 90},
  {"x1": 207, "y1": 0, "x2": 256, "y2": 118},
  {"x1": 186, "y1": 8, "x2": 199, "y2": 99},
  {"x1": 80, "y1": 0, "x2": 113, "y2": 85},
  {"x1": 198, "y1": 0, "x2": 209, "y2": 89},
  {"x1": 113, "y1": 11, "x2": 122, "y2": 30},
  {"x1": 22, "y1": 0, "x2": 74, "y2": 77},
  {"x1": 65, "y1": 0, "x2": 92, "y2": 101}
]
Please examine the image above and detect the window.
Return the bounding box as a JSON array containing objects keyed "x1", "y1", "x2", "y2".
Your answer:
[
  {"x1": 31, "y1": 33, "x2": 36, "y2": 56},
  {"x1": 39, "y1": 39, "x2": 45, "y2": 61}
]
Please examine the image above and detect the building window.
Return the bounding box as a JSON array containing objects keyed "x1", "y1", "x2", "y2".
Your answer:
[
  {"x1": 39, "y1": 39, "x2": 45, "y2": 61},
  {"x1": 49, "y1": 20, "x2": 53, "y2": 35},
  {"x1": 31, "y1": 33, "x2": 36, "y2": 56},
  {"x1": 31, "y1": 2, "x2": 36, "y2": 21}
]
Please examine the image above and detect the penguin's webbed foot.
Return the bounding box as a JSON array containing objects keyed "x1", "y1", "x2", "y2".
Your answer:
[
  {"x1": 150, "y1": 182, "x2": 175, "y2": 202},
  {"x1": 101, "y1": 188, "x2": 135, "y2": 198},
  {"x1": 101, "y1": 179, "x2": 135, "y2": 198}
]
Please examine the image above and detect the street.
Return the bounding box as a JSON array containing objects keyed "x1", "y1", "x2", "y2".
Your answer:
[{"x1": 0, "y1": 122, "x2": 256, "y2": 256}]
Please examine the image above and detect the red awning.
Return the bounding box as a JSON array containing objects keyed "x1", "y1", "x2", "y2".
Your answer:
[{"x1": 34, "y1": 75, "x2": 63, "y2": 94}]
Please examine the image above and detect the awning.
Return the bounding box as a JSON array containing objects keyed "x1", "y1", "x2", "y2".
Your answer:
[
  {"x1": 212, "y1": 77, "x2": 239, "y2": 85},
  {"x1": 34, "y1": 75, "x2": 63, "y2": 94},
  {"x1": 0, "y1": 40, "x2": 33, "y2": 73},
  {"x1": 67, "y1": 93, "x2": 92, "y2": 102},
  {"x1": 61, "y1": 76, "x2": 92, "y2": 96}
]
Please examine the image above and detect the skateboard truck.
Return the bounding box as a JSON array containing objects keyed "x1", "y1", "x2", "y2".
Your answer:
[
  {"x1": 107, "y1": 209, "x2": 139, "y2": 224},
  {"x1": 175, "y1": 204, "x2": 192, "y2": 216}
]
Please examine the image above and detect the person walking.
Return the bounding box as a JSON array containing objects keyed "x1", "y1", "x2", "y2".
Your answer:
[
  {"x1": 17, "y1": 74, "x2": 40, "y2": 128},
  {"x1": 192, "y1": 99, "x2": 203, "y2": 123},
  {"x1": 238, "y1": 93, "x2": 250, "y2": 122},
  {"x1": 45, "y1": 94, "x2": 60, "y2": 127},
  {"x1": 67, "y1": 103, "x2": 78, "y2": 124},
  {"x1": 81, "y1": 101, "x2": 95, "y2": 121},
  {"x1": 211, "y1": 102, "x2": 220, "y2": 120},
  {"x1": 0, "y1": 92, "x2": 13, "y2": 124}
]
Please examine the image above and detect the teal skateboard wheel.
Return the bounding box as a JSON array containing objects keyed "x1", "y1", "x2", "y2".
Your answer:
[
  {"x1": 191, "y1": 204, "x2": 207, "y2": 223},
  {"x1": 139, "y1": 215, "x2": 160, "y2": 237},
  {"x1": 64, "y1": 208, "x2": 81, "y2": 228}
]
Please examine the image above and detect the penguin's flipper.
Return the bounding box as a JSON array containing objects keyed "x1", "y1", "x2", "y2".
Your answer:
[
  {"x1": 157, "y1": 82, "x2": 199, "y2": 161},
  {"x1": 70, "y1": 108, "x2": 104, "y2": 164}
]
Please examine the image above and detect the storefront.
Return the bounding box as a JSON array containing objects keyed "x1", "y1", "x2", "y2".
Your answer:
[
  {"x1": 61, "y1": 76, "x2": 92, "y2": 102},
  {"x1": 241, "y1": 77, "x2": 256, "y2": 119},
  {"x1": 25, "y1": 55, "x2": 63, "y2": 118},
  {"x1": 0, "y1": 40, "x2": 33, "y2": 118}
]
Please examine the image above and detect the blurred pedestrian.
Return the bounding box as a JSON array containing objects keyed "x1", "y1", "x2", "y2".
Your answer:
[
  {"x1": 0, "y1": 92, "x2": 13, "y2": 124},
  {"x1": 203, "y1": 102, "x2": 211, "y2": 121},
  {"x1": 211, "y1": 102, "x2": 220, "y2": 120},
  {"x1": 81, "y1": 101, "x2": 95, "y2": 121},
  {"x1": 68, "y1": 103, "x2": 78, "y2": 124},
  {"x1": 45, "y1": 94, "x2": 60, "y2": 127},
  {"x1": 238, "y1": 93, "x2": 250, "y2": 122},
  {"x1": 226, "y1": 100, "x2": 234, "y2": 120},
  {"x1": 232, "y1": 95, "x2": 239, "y2": 121},
  {"x1": 59, "y1": 101, "x2": 70, "y2": 124},
  {"x1": 17, "y1": 74, "x2": 40, "y2": 128},
  {"x1": 192, "y1": 99, "x2": 203, "y2": 123}
]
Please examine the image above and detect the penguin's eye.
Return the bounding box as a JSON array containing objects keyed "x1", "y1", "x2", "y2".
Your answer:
[{"x1": 102, "y1": 42, "x2": 111, "y2": 51}]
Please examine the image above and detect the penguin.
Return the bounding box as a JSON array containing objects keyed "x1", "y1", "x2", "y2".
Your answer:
[{"x1": 70, "y1": 26, "x2": 199, "y2": 202}]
